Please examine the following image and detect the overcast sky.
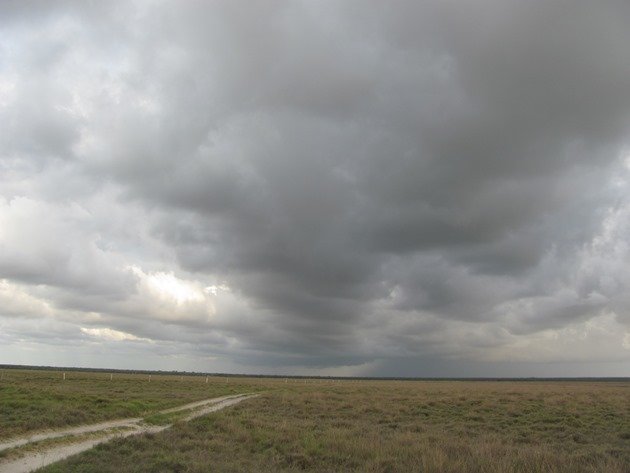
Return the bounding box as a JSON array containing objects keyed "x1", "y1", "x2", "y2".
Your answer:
[{"x1": 1, "y1": 1, "x2": 630, "y2": 377}]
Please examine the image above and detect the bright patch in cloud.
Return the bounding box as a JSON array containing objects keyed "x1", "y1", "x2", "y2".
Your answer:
[
  {"x1": 81, "y1": 327, "x2": 151, "y2": 342},
  {"x1": 205, "y1": 284, "x2": 230, "y2": 296},
  {"x1": 129, "y1": 266, "x2": 204, "y2": 304}
]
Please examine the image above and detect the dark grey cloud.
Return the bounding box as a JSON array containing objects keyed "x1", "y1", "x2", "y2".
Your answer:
[{"x1": 1, "y1": 1, "x2": 630, "y2": 375}]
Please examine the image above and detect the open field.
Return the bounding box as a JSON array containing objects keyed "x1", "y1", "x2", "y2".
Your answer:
[
  {"x1": 39, "y1": 381, "x2": 630, "y2": 473},
  {"x1": 0, "y1": 369, "x2": 267, "y2": 440},
  {"x1": 2, "y1": 369, "x2": 629, "y2": 472},
  {"x1": 0, "y1": 394, "x2": 257, "y2": 473}
]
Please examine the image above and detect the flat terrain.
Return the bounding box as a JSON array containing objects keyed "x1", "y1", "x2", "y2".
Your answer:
[
  {"x1": 2, "y1": 370, "x2": 629, "y2": 472},
  {"x1": 0, "y1": 369, "x2": 266, "y2": 440},
  {"x1": 0, "y1": 394, "x2": 257, "y2": 473}
]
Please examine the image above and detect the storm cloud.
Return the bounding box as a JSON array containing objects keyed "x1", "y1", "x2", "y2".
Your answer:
[{"x1": 1, "y1": 0, "x2": 630, "y2": 376}]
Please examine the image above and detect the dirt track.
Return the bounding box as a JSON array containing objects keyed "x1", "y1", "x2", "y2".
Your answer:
[{"x1": 0, "y1": 393, "x2": 257, "y2": 473}]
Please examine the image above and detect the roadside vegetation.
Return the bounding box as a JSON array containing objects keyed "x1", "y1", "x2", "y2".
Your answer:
[
  {"x1": 37, "y1": 379, "x2": 630, "y2": 472},
  {"x1": 0, "y1": 369, "x2": 265, "y2": 439}
]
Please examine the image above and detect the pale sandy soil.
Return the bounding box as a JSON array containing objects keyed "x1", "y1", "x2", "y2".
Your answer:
[{"x1": 0, "y1": 393, "x2": 257, "y2": 473}]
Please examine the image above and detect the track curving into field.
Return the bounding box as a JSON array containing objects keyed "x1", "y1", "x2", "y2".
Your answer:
[{"x1": 0, "y1": 393, "x2": 257, "y2": 473}]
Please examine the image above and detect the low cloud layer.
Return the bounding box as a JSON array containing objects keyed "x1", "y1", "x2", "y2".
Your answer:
[{"x1": 1, "y1": 1, "x2": 630, "y2": 376}]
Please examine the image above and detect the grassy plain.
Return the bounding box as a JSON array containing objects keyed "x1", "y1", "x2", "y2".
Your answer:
[
  {"x1": 22, "y1": 374, "x2": 630, "y2": 473},
  {"x1": 0, "y1": 368, "x2": 265, "y2": 440}
]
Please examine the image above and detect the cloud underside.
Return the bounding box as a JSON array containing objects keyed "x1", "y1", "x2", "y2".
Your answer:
[{"x1": 1, "y1": 0, "x2": 630, "y2": 375}]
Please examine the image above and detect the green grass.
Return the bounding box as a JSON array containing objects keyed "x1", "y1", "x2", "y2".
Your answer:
[
  {"x1": 0, "y1": 369, "x2": 265, "y2": 439},
  {"x1": 143, "y1": 411, "x2": 187, "y2": 426},
  {"x1": 36, "y1": 379, "x2": 630, "y2": 472}
]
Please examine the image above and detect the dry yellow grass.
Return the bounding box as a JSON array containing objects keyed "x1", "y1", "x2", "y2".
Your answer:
[{"x1": 37, "y1": 378, "x2": 630, "y2": 472}]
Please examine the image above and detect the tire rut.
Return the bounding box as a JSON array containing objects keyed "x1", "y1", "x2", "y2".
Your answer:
[{"x1": 0, "y1": 394, "x2": 257, "y2": 473}]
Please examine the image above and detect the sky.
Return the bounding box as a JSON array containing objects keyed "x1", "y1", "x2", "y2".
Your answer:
[{"x1": 1, "y1": 1, "x2": 630, "y2": 377}]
